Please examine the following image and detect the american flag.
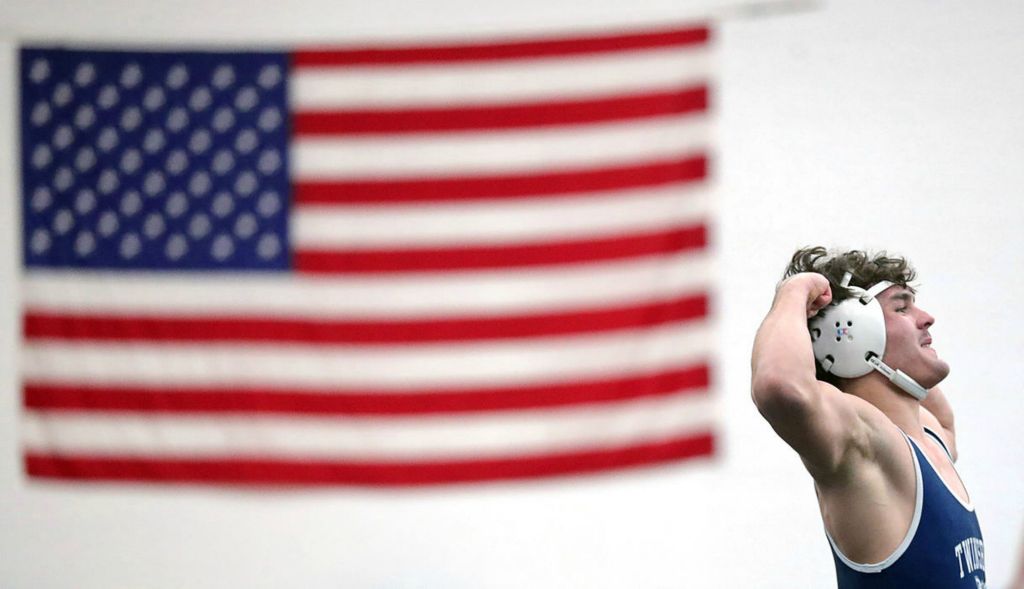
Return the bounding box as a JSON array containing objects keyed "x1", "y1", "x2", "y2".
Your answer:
[{"x1": 19, "y1": 24, "x2": 715, "y2": 486}]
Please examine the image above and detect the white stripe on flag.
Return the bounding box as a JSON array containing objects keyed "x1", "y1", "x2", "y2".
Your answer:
[
  {"x1": 293, "y1": 184, "x2": 709, "y2": 248},
  {"x1": 290, "y1": 47, "x2": 711, "y2": 109},
  {"x1": 22, "y1": 393, "x2": 714, "y2": 459},
  {"x1": 291, "y1": 117, "x2": 709, "y2": 177},
  {"x1": 22, "y1": 322, "x2": 711, "y2": 389},
  {"x1": 22, "y1": 254, "x2": 711, "y2": 318}
]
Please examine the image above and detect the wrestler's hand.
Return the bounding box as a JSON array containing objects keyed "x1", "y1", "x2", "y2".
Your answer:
[{"x1": 776, "y1": 273, "x2": 833, "y2": 318}]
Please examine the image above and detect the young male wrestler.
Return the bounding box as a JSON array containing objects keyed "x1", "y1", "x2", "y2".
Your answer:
[{"x1": 751, "y1": 247, "x2": 985, "y2": 588}]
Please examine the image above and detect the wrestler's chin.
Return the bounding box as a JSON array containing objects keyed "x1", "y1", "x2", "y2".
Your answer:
[{"x1": 920, "y1": 354, "x2": 951, "y2": 389}]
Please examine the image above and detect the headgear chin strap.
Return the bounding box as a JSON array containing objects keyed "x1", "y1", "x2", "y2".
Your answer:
[{"x1": 809, "y1": 272, "x2": 929, "y2": 401}]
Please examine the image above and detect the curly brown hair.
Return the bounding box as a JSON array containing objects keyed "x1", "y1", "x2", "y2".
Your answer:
[
  {"x1": 783, "y1": 246, "x2": 917, "y2": 303},
  {"x1": 782, "y1": 246, "x2": 918, "y2": 386}
]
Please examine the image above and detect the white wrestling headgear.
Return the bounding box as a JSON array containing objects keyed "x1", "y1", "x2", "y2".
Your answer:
[{"x1": 809, "y1": 272, "x2": 929, "y2": 400}]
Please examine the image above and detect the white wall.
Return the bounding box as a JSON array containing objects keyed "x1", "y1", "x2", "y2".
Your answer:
[{"x1": 2, "y1": 1, "x2": 1022, "y2": 587}]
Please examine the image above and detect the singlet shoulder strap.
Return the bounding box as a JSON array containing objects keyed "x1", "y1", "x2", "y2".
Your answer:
[
  {"x1": 922, "y1": 426, "x2": 954, "y2": 462},
  {"x1": 916, "y1": 426, "x2": 975, "y2": 511}
]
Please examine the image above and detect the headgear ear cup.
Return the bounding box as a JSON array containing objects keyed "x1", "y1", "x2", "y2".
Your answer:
[
  {"x1": 809, "y1": 273, "x2": 929, "y2": 400},
  {"x1": 809, "y1": 286, "x2": 887, "y2": 378}
]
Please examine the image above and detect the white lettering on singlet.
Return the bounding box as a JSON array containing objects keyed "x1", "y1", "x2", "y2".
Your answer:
[{"x1": 954, "y1": 537, "x2": 985, "y2": 578}]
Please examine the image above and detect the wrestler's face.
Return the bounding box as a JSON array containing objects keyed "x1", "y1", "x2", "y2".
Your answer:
[{"x1": 878, "y1": 286, "x2": 950, "y2": 388}]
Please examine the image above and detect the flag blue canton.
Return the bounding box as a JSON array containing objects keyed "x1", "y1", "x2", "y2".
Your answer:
[{"x1": 20, "y1": 49, "x2": 291, "y2": 270}]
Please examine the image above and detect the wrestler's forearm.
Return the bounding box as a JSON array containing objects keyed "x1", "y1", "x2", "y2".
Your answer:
[{"x1": 751, "y1": 274, "x2": 831, "y2": 410}]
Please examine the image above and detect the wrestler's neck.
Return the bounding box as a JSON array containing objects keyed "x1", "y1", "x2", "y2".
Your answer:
[{"x1": 843, "y1": 372, "x2": 926, "y2": 439}]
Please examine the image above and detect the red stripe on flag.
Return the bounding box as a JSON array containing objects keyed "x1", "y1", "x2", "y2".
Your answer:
[
  {"x1": 24, "y1": 293, "x2": 707, "y2": 344},
  {"x1": 295, "y1": 224, "x2": 706, "y2": 274},
  {"x1": 292, "y1": 87, "x2": 708, "y2": 135},
  {"x1": 294, "y1": 155, "x2": 707, "y2": 205},
  {"x1": 292, "y1": 26, "x2": 709, "y2": 67},
  {"x1": 24, "y1": 431, "x2": 714, "y2": 485},
  {"x1": 24, "y1": 364, "x2": 710, "y2": 415}
]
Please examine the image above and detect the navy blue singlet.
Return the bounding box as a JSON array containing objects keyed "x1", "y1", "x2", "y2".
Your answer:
[{"x1": 827, "y1": 428, "x2": 986, "y2": 588}]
